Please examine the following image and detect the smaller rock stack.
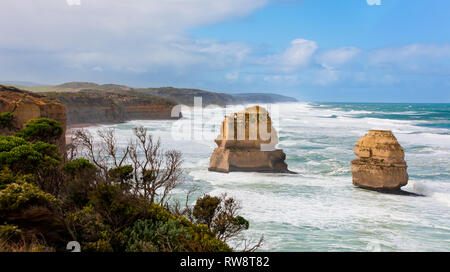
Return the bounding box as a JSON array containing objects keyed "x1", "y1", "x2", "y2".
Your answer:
[
  {"x1": 208, "y1": 105, "x2": 290, "y2": 173},
  {"x1": 351, "y1": 130, "x2": 408, "y2": 191}
]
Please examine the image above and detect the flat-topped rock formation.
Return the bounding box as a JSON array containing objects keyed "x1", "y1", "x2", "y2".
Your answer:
[
  {"x1": 351, "y1": 130, "x2": 408, "y2": 192},
  {"x1": 0, "y1": 85, "x2": 67, "y2": 153},
  {"x1": 209, "y1": 106, "x2": 291, "y2": 173}
]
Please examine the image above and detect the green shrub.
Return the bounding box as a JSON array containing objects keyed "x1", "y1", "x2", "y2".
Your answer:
[
  {"x1": 193, "y1": 194, "x2": 250, "y2": 245},
  {"x1": 0, "y1": 144, "x2": 42, "y2": 173},
  {"x1": 235, "y1": 216, "x2": 249, "y2": 230},
  {"x1": 88, "y1": 183, "x2": 142, "y2": 231},
  {"x1": 0, "y1": 168, "x2": 17, "y2": 190},
  {"x1": 0, "y1": 136, "x2": 27, "y2": 152},
  {"x1": 0, "y1": 224, "x2": 21, "y2": 240},
  {"x1": 0, "y1": 168, "x2": 33, "y2": 190},
  {"x1": 0, "y1": 177, "x2": 59, "y2": 215},
  {"x1": 16, "y1": 118, "x2": 63, "y2": 144},
  {"x1": 108, "y1": 165, "x2": 133, "y2": 189},
  {"x1": 126, "y1": 219, "x2": 192, "y2": 252},
  {"x1": 63, "y1": 158, "x2": 96, "y2": 177},
  {"x1": 0, "y1": 136, "x2": 60, "y2": 174},
  {"x1": 0, "y1": 120, "x2": 239, "y2": 252},
  {"x1": 0, "y1": 112, "x2": 14, "y2": 130},
  {"x1": 193, "y1": 195, "x2": 220, "y2": 228},
  {"x1": 63, "y1": 159, "x2": 98, "y2": 207},
  {"x1": 66, "y1": 205, "x2": 106, "y2": 245}
]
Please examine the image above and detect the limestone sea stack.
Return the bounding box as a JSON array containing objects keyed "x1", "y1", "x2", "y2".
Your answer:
[
  {"x1": 208, "y1": 106, "x2": 291, "y2": 173},
  {"x1": 351, "y1": 130, "x2": 408, "y2": 191}
]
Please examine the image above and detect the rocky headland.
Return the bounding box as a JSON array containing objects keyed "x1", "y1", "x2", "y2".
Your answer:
[
  {"x1": 232, "y1": 93, "x2": 297, "y2": 104},
  {"x1": 351, "y1": 130, "x2": 409, "y2": 193},
  {"x1": 209, "y1": 105, "x2": 291, "y2": 173},
  {"x1": 43, "y1": 90, "x2": 180, "y2": 126},
  {"x1": 22, "y1": 82, "x2": 297, "y2": 107}
]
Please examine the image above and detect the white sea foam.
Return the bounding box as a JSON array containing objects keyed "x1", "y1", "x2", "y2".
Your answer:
[{"x1": 83, "y1": 102, "x2": 450, "y2": 251}]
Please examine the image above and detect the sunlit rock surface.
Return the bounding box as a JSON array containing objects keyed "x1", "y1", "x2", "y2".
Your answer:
[
  {"x1": 351, "y1": 130, "x2": 408, "y2": 191},
  {"x1": 208, "y1": 106, "x2": 291, "y2": 173},
  {"x1": 0, "y1": 85, "x2": 66, "y2": 154}
]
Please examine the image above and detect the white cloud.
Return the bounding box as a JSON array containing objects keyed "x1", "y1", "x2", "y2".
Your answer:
[
  {"x1": 314, "y1": 67, "x2": 339, "y2": 86},
  {"x1": 66, "y1": 0, "x2": 81, "y2": 6},
  {"x1": 263, "y1": 74, "x2": 299, "y2": 85},
  {"x1": 226, "y1": 72, "x2": 240, "y2": 81},
  {"x1": 0, "y1": 0, "x2": 266, "y2": 74},
  {"x1": 367, "y1": 0, "x2": 381, "y2": 6},
  {"x1": 268, "y1": 39, "x2": 318, "y2": 72},
  {"x1": 368, "y1": 43, "x2": 450, "y2": 76},
  {"x1": 0, "y1": 0, "x2": 268, "y2": 49},
  {"x1": 60, "y1": 37, "x2": 252, "y2": 73},
  {"x1": 1, "y1": 0, "x2": 449, "y2": 95},
  {"x1": 317, "y1": 47, "x2": 361, "y2": 69},
  {"x1": 370, "y1": 44, "x2": 450, "y2": 64}
]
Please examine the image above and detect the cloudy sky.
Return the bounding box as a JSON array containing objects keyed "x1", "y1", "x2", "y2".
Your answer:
[{"x1": 1, "y1": 0, "x2": 450, "y2": 102}]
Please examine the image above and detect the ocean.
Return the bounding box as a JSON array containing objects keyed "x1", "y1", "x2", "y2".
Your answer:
[{"x1": 81, "y1": 102, "x2": 450, "y2": 251}]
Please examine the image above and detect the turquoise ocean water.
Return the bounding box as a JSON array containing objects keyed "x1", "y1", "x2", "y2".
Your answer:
[{"x1": 82, "y1": 102, "x2": 450, "y2": 251}]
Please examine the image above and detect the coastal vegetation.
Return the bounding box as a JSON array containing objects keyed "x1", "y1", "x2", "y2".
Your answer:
[{"x1": 0, "y1": 113, "x2": 260, "y2": 252}]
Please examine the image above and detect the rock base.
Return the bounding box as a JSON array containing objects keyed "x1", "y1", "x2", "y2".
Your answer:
[
  {"x1": 351, "y1": 158, "x2": 408, "y2": 191},
  {"x1": 208, "y1": 148, "x2": 291, "y2": 173}
]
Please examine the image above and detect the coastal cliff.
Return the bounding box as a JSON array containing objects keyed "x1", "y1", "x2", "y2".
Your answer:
[
  {"x1": 23, "y1": 82, "x2": 298, "y2": 107},
  {"x1": 351, "y1": 130, "x2": 408, "y2": 191},
  {"x1": 0, "y1": 84, "x2": 67, "y2": 152},
  {"x1": 43, "y1": 90, "x2": 180, "y2": 126},
  {"x1": 209, "y1": 105, "x2": 290, "y2": 173}
]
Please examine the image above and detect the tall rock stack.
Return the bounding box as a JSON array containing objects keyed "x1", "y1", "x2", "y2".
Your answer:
[
  {"x1": 0, "y1": 85, "x2": 67, "y2": 154},
  {"x1": 208, "y1": 105, "x2": 290, "y2": 173},
  {"x1": 351, "y1": 130, "x2": 408, "y2": 191}
]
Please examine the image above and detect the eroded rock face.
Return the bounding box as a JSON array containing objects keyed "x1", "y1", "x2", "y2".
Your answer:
[
  {"x1": 0, "y1": 85, "x2": 67, "y2": 153},
  {"x1": 351, "y1": 130, "x2": 408, "y2": 191},
  {"x1": 208, "y1": 106, "x2": 290, "y2": 173},
  {"x1": 44, "y1": 90, "x2": 179, "y2": 125}
]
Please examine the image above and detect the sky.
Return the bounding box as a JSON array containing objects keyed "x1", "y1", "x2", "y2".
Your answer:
[{"x1": 1, "y1": 0, "x2": 450, "y2": 102}]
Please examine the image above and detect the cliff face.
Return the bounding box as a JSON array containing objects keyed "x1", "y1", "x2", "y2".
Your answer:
[
  {"x1": 0, "y1": 85, "x2": 66, "y2": 152},
  {"x1": 134, "y1": 87, "x2": 237, "y2": 107},
  {"x1": 25, "y1": 82, "x2": 298, "y2": 107},
  {"x1": 209, "y1": 106, "x2": 290, "y2": 173},
  {"x1": 135, "y1": 88, "x2": 298, "y2": 106},
  {"x1": 44, "y1": 90, "x2": 180, "y2": 125},
  {"x1": 351, "y1": 130, "x2": 408, "y2": 191}
]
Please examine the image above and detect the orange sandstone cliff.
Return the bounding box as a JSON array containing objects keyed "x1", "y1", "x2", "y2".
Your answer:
[
  {"x1": 44, "y1": 90, "x2": 180, "y2": 126},
  {"x1": 0, "y1": 85, "x2": 67, "y2": 152}
]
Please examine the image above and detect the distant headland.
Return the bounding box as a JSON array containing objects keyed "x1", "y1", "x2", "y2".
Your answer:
[{"x1": 1, "y1": 82, "x2": 297, "y2": 127}]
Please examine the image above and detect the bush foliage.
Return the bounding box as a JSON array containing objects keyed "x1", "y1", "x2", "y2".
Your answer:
[
  {"x1": 0, "y1": 112, "x2": 14, "y2": 130},
  {"x1": 16, "y1": 118, "x2": 63, "y2": 144},
  {"x1": 0, "y1": 117, "x2": 257, "y2": 252}
]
